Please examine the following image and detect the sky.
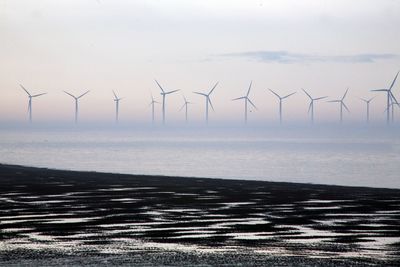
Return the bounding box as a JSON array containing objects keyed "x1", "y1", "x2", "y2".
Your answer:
[{"x1": 1, "y1": 0, "x2": 400, "y2": 124}]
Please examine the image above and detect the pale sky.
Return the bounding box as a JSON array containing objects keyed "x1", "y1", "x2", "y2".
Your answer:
[{"x1": 1, "y1": 0, "x2": 399, "y2": 124}]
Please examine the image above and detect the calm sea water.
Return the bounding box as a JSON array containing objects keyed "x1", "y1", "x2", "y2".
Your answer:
[{"x1": 1, "y1": 126, "x2": 399, "y2": 188}]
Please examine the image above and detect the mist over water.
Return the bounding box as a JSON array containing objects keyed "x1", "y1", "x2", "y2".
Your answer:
[{"x1": 1, "y1": 124, "x2": 399, "y2": 189}]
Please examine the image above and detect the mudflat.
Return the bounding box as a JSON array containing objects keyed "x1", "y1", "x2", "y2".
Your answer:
[{"x1": 1, "y1": 164, "x2": 399, "y2": 266}]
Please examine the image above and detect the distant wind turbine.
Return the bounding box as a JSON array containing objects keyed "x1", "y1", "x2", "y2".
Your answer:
[
  {"x1": 302, "y1": 88, "x2": 327, "y2": 124},
  {"x1": 193, "y1": 82, "x2": 219, "y2": 124},
  {"x1": 268, "y1": 89, "x2": 296, "y2": 124},
  {"x1": 112, "y1": 90, "x2": 123, "y2": 123},
  {"x1": 232, "y1": 81, "x2": 257, "y2": 124},
  {"x1": 371, "y1": 71, "x2": 399, "y2": 124},
  {"x1": 149, "y1": 93, "x2": 159, "y2": 124},
  {"x1": 155, "y1": 80, "x2": 179, "y2": 124},
  {"x1": 63, "y1": 90, "x2": 90, "y2": 124},
  {"x1": 328, "y1": 88, "x2": 349, "y2": 123},
  {"x1": 19, "y1": 84, "x2": 47, "y2": 123},
  {"x1": 360, "y1": 97, "x2": 375, "y2": 123},
  {"x1": 179, "y1": 95, "x2": 192, "y2": 123},
  {"x1": 383, "y1": 101, "x2": 400, "y2": 123}
]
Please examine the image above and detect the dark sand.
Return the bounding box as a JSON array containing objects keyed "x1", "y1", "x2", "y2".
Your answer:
[{"x1": 1, "y1": 164, "x2": 400, "y2": 266}]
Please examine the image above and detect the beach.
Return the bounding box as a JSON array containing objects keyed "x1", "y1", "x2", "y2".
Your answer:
[{"x1": 1, "y1": 164, "x2": 400, "y2": 266}]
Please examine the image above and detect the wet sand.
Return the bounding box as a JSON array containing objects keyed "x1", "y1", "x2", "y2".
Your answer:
[{"x1": 1, "y1": 164, "x2": 400, "y2": 266}]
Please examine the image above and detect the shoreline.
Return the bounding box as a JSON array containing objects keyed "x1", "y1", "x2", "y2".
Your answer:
[
  {"x1": 2, "y1": 163, "x2": 399, "y2": 191},
  {"x1": 1, "y1": 163, "x2": 400, "y2": 266}
]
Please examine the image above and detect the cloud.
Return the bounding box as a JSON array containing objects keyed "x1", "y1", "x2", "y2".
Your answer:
[{"x1": 219, "y1": 51, "x2": 399, "y2": 64}]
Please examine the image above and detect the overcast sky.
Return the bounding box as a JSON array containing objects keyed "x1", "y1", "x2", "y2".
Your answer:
[{"x1": 1, "y1": 0, "x2": 399, "y2": 124}]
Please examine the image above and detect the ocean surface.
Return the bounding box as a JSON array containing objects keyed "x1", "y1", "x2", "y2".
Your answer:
[{"x1": 1, "y1": 126, "x2": 400, "y2": 188}]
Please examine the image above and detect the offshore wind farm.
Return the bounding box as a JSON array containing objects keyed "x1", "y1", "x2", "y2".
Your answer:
[{"x1": 1, "y1": 1, "x2": 400, "y2": 266}]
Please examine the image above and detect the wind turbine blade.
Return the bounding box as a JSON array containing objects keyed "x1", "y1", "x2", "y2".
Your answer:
[
  {"x1": 389, "y1": 71, "x2": 399, "y2": 90},
  {"x1": 308, "y1": 102, "x2": 312, "y2": 114},
  {"x1": 208, "y1": 82, "x2": 219, "y2": 95},
  {"x1": 368, "y1": 96, "x2": 376, "y2": 102},
  {"x1": 154, "y1": 80, "x2": 165, "y2": 93},
  {"x1": 342, "y1": 102, "x2": 350, "y2": 112},
  {"x1": 78, "y1": 90, "x2": 90, "y2": 99},
  {"x1": 63, "y1": 91, "x2": 76, "y2": 99},
  {"x1": 27, "y1": 101, "x2": 30, "y2": 113},
  {"x1": 282, "y1": 92, "x2": 296, "y2": 99},
  {"x1": 314, "y1": 96, "x2": 328, "y2": 101},
  {"x1": 327, "y1": 100, "x2": 341, "y2": 103},
  {"x1": 342, "y1": 88, "x2": 349, "y2": 100},
  {"x1": 165, "y1": 89, "x2": 179, "y2": 95},
  {"x1": 193, "y1": 92, "x2": 207, "y2": 96},
  {"x1": 360, "y1": 98, "x2": 368, "y2": 103},
  {"x1": 302, "y1": 88, "x2": 312, "y2": 99},
  {"x1": 112, "y1": 90, "x2": 118, "y2": 99},
  {"x1": 246, "y1": 81, "x2": 252, "y2": 97},
  {"x1": 232, "y1": 96, "x2": 246, "y2": 101},
  {"x1": 32, "y1": 93, "x2": 47, "y2": 97},
  {"x1": 390, "y1": 91, "x2": 399, "y2": 104},
  {"x1": 20, "y1": 84, "x2": 31, "y2": 96},
  {"x1": 179, "y1": 103, "x2": 186, "y2": 111},
  {"x1": 371, "y1": 89, "x2": 389, "y2": 92},
  {"x1": 268, "y1": 88, "x2": 281, "y2": 99},
  {"x1": 248, "y1": 98, "x2": 257, "y2": 110},
  {"x1": 208, "y1": 97, "x2": 215, "y2": 111}
]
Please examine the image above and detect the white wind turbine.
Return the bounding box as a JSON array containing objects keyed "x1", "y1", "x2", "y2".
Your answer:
[
  {"x1": 149, "y1": 93, "x2": 159, "y2": 124},
  {"x1": 112, "y1": 90, "x2": 123, "y2": 123},
  {"x1": 155, "y1": 80, "x2": 179, "y2": 124},
  {"x1": 179, "y1": 95, "x2": 192, "y2": 123},
  {"x1": 63, "y1": 90, "x2": 90, "y2": 124},
  {"x1": 193, "y1": 82, "x2": 219, "y2": 124},
  {"x1": 328, "y1": 88, "x2": 349, "y2": 123},
  {"x1": 268, "y1": 89, "x2": 296, "y2": 124},
  {"x1": 360, "y1": 96, "x2": 375, "y2": 123},
  {"x1": 19, "y1": 84, "x2": 47, "y2": 123},
  {"x1": 232, "y1": 81, "x2": 257, "y2": 124},
  {"x1": 371, "y1": 71, "x2": 399, "y2": 124},
  {"x1": 302, "y1": 88, "x2": 327, "y2": 124}
]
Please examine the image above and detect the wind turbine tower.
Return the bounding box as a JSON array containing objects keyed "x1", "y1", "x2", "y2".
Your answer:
[
  {"x1": 179, "y1": 95, "x2": 192, "y2": 123},
  {"x1": 155, "y1": 80, "x2": 179, "y2": 124},
  {"x1": 112, "y1": 90, "x2": 123, "y2": 123},
  {"x1": 371, "y1": 71, "x2": 399, "y2": 125},
  {"x1": 232, "y1": 81, "x2": 257, "y2": 124},
  {"x1": 302, "y1": 88, "x2": 327, "y2": 123},
  {"x1": 328, "y1": 89, "x2": 350, "y2": 123},
  {"x1": 19, "y1": 84, "x2": 47, "y2": 123},
  {"x1": 63, "y1": 90, "x2": 90, "y2": 124},
  {"x1": 193, "y1": 82, "x2": 219, "y2": 124},
  {"x1": 149, "y1": 93, "x2": 159, "y2": 124},
  {"x1": 360, "y1": 97, "x2": 375, "y2": 123},
  {"x1": 268, "y1": 89, "x2": 296, "y2": 124}
]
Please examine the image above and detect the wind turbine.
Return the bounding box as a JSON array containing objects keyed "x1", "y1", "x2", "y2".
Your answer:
[
  {"x1": 268, "y1": 89, "x2": 296, "y2": 124},
  {"x1": 19, "y1": 84, "x2": 47, "y2": 123},
  {"x1": 328, "y1": 88, "x2": 349, "y2": 123},
  {"x1": 371, "y1": 71, "x2": 399, "y2": 124},
  {"x1": 193, "y1": 82, "x2": 219, "y2": 124},
  {"x1": 360, "y1": 97, "x2": 375, "y2": 123},
  {"x1": 63, "y1": 90, "x2": 90, "y2": 124},
  {"x1": 232, "y1": 81, "x2": 257, "y2": 124},
  {"x1": 302, "y1": 88, "x2": 327, "y2": 124},
  {"x1": 179, "y1": 95, "x2": 192, "y2": 123},
  {"x1": 112, "y1": 90, "x2": 123, "y2": 123},
  {"x1": 149, "y1": 93, "x2": 159, "y2": 124},
  {"x1": 155, "y1": 80, "x2": 179, "y2": 124}
]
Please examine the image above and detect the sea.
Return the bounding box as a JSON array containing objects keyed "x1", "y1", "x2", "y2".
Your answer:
[{"x1": 1, "y1": 124, "x2": 400, "y2": 189}]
